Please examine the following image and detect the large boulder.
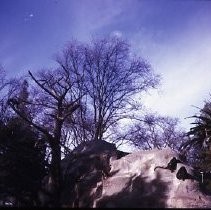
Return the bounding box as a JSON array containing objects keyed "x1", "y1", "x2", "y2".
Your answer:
[
  {"x1": 60, "y1": 141, "x2": 211, "y2": 208},
  {"x1": 60, "y1": 140, "x2": 128, "y2": 207}
]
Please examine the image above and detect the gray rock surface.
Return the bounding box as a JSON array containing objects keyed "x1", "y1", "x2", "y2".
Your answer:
[{"x1": 61, "y1": 141, "x2": 211, "y2": 208}]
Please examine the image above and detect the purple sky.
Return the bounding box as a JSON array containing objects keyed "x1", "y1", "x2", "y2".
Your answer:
[{"x1": 1, "y1": 0, "x2": 211, "y2": 129}]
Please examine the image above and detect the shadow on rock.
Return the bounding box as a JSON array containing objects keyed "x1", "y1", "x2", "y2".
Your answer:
[{"x1": 96, "y1": 173, "x2": 169, "y2": 208}]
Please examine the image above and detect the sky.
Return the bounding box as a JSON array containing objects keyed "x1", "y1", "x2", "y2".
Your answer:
[{"x1": 1, "y1": 0, "x2": 211, "y2": 130}]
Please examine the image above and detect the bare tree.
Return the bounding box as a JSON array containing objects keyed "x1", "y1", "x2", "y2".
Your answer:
[
  {"x1": 8, "y1": 66, "x2": 82, "y2": 207},
  {"x1": 125, "y1": 114, "x2": 186, "y2": 150},
  {"x1": 83, "y1": 37, "x2": 160, "y2": 141},
  {"x1": 58, "y1": 37, "x2": 160, "y2": 143}
]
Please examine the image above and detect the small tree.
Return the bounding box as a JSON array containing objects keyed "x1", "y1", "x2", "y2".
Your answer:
[{"x1": 124, "y1": 114, "x2": 186, "y2": 150}]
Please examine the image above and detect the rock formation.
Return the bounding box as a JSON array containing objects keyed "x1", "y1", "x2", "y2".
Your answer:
[{"x1": 60, "y1": 141, "x2": 211, "y2": 208}]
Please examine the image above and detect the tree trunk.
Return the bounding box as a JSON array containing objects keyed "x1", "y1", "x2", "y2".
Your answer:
[
  {"x1": 94, "y1": 111, "x2": 104, "y2": 141},
  {"x1": 49, "y1": 141, "x2": 61, "y2": 207}
]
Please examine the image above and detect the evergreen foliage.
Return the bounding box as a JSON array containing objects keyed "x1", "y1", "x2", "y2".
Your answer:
[
  {"x1": 181, "y1": 100, "x2": 211, "y2": 170},
  {"x1": 0, "y1": 117, "x2": 47, "y2": 206}
]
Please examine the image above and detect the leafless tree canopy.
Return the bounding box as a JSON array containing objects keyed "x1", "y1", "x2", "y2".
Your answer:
[{"x1": 56, "y1": 37, "x2": 160, "y2": 144}]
